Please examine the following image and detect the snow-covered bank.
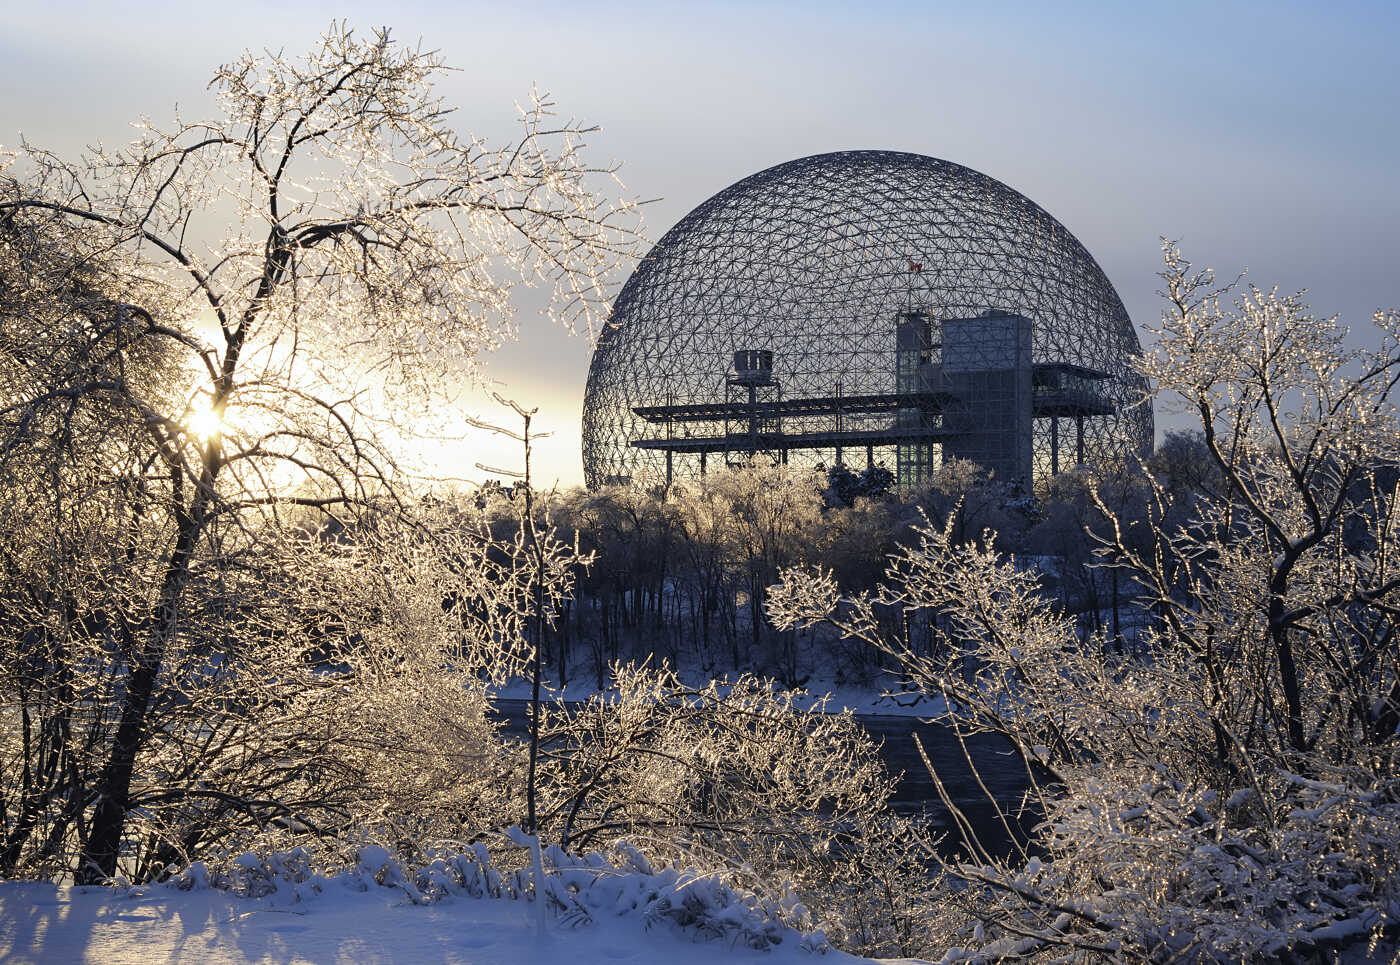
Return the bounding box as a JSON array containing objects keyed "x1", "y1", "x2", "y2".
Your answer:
[
  {"x1": 0, "y1": 846, "x2": 878, "y2": 965},
  {"x1": 0, "y1": 881, "x2": 872, "y2": 965},
  {"x1": 491, "y1": 672, "x2": 946, "y2": 720}
]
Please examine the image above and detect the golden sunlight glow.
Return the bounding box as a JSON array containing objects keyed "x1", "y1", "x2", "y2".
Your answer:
[{"x1": 185, "y1": 403, "x2": 225, "y2": 442}]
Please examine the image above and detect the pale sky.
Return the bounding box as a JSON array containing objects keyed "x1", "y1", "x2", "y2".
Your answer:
[{"x1": 4, "y1": 1, "x2": 1397, "y2": 487}]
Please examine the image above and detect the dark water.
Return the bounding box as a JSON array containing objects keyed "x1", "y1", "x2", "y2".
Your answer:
[
  {"x1": 860, "y1": 714, "x2": 1038, "y2": 859},
  {"x1": 490, "y1": 698, "x2": 1037, "y2": 860}
]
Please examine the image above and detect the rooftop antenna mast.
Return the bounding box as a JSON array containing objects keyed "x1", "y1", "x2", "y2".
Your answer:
[{"x1": 905, "y1": 256, "x2": 924, "y2": 313}]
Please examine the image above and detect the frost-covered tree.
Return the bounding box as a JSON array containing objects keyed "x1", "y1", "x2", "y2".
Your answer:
[
  {"x1": 0, "y1": 24, "x2": 636, "y2": 882},
  {"x1": 308, "y1": 494, "x2": 583, "y2": 859},
  {"x1": 769, "y1": 246, "x2": 1400, "y2": 961},
  {"x1": 1133, "y1": 245, "x2": 1400, "y2": 763},
  {"x1": 696, "y1": 465, "x2": 827, "y2": 683}
]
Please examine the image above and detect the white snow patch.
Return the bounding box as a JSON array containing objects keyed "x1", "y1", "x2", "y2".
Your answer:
[
  {"x1": 490, "y1": 673, "x2": 947, "y2": 720},
  {"x1": 0, "y1": 877, "x2": 869, "y2": 965},
  {"x1": 1, "y1": 841, "x2": 867, "y2": 965}
]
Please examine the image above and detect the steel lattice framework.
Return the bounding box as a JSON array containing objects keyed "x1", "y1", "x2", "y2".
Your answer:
[{"x1": 582, "y1": 151, "x2": 1152, "y2": 489}]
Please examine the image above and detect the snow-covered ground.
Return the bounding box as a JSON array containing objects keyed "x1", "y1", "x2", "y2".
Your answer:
[
  {"x1": 491, "y1": 671, "x2": 946, "y2": 719},
  {"x1": 0, "y1": 881, "x2": 875, "y2": 964},
  {"x1": 0, "y1": 844, "x2": 882, "y2": 965}
]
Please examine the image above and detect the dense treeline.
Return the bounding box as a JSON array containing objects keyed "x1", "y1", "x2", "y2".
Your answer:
[{"x1": 479, "y1": 443, "x2": 1206, "y2": 692}]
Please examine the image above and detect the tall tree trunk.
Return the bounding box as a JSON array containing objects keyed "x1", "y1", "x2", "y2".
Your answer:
[
  {"x1": 77, "y1": 513, "x2": 200, "y2": 883},
  {"x1": 1269, "y1": 597, "x2": 1307, "y2": 753},
  {"x1": 1111, "y1": 567, "x2": 1122, "y2": 654},
  {"x1": 559, "y1": 599, "x2": 571, "y2": 689}
]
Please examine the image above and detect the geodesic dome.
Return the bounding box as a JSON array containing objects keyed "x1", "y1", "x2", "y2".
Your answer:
[{"x1": 582, "y1": 150, "x2": 1152, "y2": 490}]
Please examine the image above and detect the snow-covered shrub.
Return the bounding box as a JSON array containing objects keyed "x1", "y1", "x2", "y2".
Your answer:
[
  {"x1": 1023, "y1": 764, "x2": 1400, "y2": 961},
  {"x1": 303, "y1": 513, "x2": 530, "y2": 854},
  {"x1": 157, "y1": 837, "x2": 834, "y2": 952},
  {"x1": 541, "y1": 840, "x2": 819, "y2": 951},
  {"x1": 774, "y1": 511, "x2": 1400, "y2": 961},
  {"x1": 530, "y1": 663, "x2": 944, "y2": 958}
]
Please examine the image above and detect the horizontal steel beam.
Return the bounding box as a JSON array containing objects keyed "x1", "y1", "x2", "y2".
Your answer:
[
  {"x1": 633, "y1": 390, "x2": 955, "y2": 423},
  {"x1": 631, "y1": 426, "x2": 951, "y2": 453}
]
